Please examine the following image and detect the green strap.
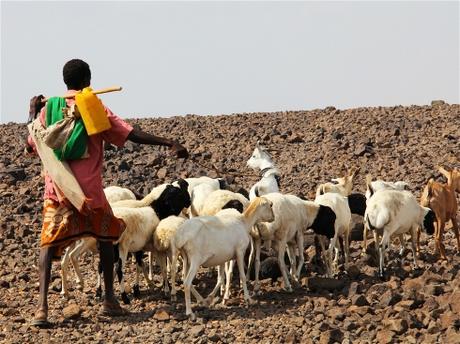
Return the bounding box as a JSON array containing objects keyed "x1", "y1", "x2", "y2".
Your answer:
[{"x1": 46, "y1": 97, "x2": 88, "y2": 161}]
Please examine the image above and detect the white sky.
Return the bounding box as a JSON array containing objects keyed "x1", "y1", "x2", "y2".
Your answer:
[{"x1": 1, "y1": 1, "x2": 459, "y2": 124}]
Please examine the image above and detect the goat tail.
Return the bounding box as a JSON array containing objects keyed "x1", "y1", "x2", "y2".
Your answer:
[
  {"x1": 426, "y1": 178, "x2": 435, "y2": 200},
  {"x1": 365, "y1": 214, "x2": 375, "y2": 231}
]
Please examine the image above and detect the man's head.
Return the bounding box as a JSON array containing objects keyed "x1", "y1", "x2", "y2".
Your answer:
[{"x1": 63, "y1": 59, "x2": 91, "y2": 90}]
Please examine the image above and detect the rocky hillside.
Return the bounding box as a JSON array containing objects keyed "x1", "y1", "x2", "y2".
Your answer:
[{"x1": 0, "y1": 102, "x2": 459, "y2": 343}]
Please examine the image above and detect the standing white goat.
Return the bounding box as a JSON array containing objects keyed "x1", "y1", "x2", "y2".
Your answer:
[
  {"x1": 361, "y1": 175, "x2": 411, "y2": 255},
  {"x1": 314, "y1": 192, "x2": 352, "y2": 277},
  {"x1": 315, "y1": 168, "x2": 359, "y2": 198},
  {"x1": 365, "y1": 189, "x2": 435, "y2": 278},
  {"x1": 171, "y1": 197, "x2": 274, "y2": 320},
  {"x1": 252, "y1": 193, "x2": 337, "y2": 292},
  {"x1": 61, "y1": 186, "x2": 137, "y2": 298},
  {"x1": 247, "y1": 141, "x2": 281, "y2": 200}
]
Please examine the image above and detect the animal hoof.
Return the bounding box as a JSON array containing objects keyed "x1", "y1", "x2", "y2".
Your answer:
[
  {"x1": 245, "y1": 297, "x2": 256, "y2": 306},
  {"x1": 170, "y1": 294, "x2": 177, "y2": 302},
  {"x1": 133, "y1": 285, "x2": 141, "y2": 298},
  {"x1": 121, "y1": 292, "x2": 131, "y2": 305},
  {"x1": 76, "y1": 282, "x2": 84, "y2": 291},
  {"x1": 95, "y1": 288, "x2": 102, "y2": 299},
  {"x1": 188, "y1": 313, "x2": 196, "y2": 321}
]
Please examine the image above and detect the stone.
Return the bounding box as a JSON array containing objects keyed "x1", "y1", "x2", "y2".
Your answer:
[
  {"x1": 63, "y1": 304, "x2": 81, "y2": 319},
  {"x1": 118, "y1": 160, "x2": 131, "y2": 171},
  {"x1": 379, "y1": 290, "x2": 401, "y2": 308},
  {"x1": 347, "y1": 281, "x2": 359, "y2": 298},
  {"x1": 431, "y1": 100, "x2": 446, "y2": 106},
  {"x1": 347, "y1": 265, "x2": 360, "y2": 279},
  {"x1": 306, "y1": 277, "x2": 345, "y2": 291},
  {"x1": 384, "y1": 319, "x2": 408, "y2": 335},
  {"x1": 189, "y1": 325, "x2": 205, "y2": 337},
  {"x1": 352, "y1": 295, "x2": 369, "y2": 307},
  {"x1": 153, "y1": 309, "x2": 170, "y2": 322},
  {"x1": 440, "y1": 311, "x2": 460, "y2": 330},
  {"x1": 156, "y1": 167, "x2": 168, "y2": 179},
  {"x1": 375, "y1": 329, "x2": 395, "y2": 344},
  {"x1": 3, "y1": 168, "x2": 26, "y2": 181},
  {"x1": 319, "y1": 328, "x2": 343, "y2": 344}
]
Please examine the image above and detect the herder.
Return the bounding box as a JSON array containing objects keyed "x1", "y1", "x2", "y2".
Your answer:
[{"x1": 26, "y1": 59, "x2": 188, "y2": 327}]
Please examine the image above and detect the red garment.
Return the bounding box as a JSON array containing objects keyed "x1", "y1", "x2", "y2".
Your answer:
[{"x1": 28, "y1": 90, "x2": 133, "y2": 209}]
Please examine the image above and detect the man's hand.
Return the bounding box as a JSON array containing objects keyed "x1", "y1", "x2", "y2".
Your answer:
[
  {"x1": 170, "y1": 141, "x2": 189, "y2": 159},
  {"x1": 28, "y1": 95, "x2": 45, "y2": 123}
]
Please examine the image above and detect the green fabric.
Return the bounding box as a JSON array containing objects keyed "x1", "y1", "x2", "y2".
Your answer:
[{"x1": 46, "y1": 97, "x2": 88, "y2": 161}]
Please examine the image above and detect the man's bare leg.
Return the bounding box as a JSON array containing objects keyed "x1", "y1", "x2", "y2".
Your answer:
[
  {"x1": 32, "y1": 246, "x2": 56, "y2": 326},
  {"x1": 98, "y1": 241, "x2": 127, "y2": 315}
]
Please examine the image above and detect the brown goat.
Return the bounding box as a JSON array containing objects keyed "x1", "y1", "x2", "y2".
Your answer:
[
  {"x1": 418, "y1": 167, "x2": 459, "y2": 259},
  {"x1": 439, "y1": 167, "x2": 460, "y2": 193}
]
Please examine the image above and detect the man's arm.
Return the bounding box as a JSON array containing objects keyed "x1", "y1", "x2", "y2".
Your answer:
[{"x1": 127, "y1": 129, "x2": 189, "y2": 159}]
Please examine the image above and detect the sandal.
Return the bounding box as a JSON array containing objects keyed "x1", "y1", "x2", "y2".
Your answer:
[
  {"x1": 31, "y1": 309, "x2": 51, "y2": 328},
  {"x1": 99, "y1": 302, "x2": 129, "y2": 317}
]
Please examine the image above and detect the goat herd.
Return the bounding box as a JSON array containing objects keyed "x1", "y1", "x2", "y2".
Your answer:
[{"x1": 60, "y1": 142, "x2": 460, "y2": 320}]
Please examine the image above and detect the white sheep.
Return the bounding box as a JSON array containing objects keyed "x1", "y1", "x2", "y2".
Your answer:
[
  {"x1": 314, "y1": 192, "x2": 352, "y2": 277},
  {"x1": 153, "y1": 215, "x2": 187, "y2": 298},
  {"x1": 315, "y1": 168, "x2": 359, "y2": 198},
  {"x1": 60, "y1": 180, "x2": 191, "y2": 300},
  {"x1": 61, "y1": 185, "x2": 137, "y2": 298},
  {"x1": 364, "y1": 189, "x2": 435, "y2": 278},
  {"x1": 103, "y1": 185, "x2": 137, "y2": 204},
  {"x1": 171, "y1": 197, "x2": 274, "y2": 320},
  {"x1": 199, "y1": 189, "x2": 249, "y2": 216},
  {"x1": 251, "y1": 193, "x2": 337, "y2": 292},
  {"x1": 113, "y1": 206, "x2": 160, "y2": 304},
  {"x1": 189, "y1": 183, "x2": 219, "y2": 217},
  {"x1": 247, "y1": 141, "x2": 281, "y2": 200}
]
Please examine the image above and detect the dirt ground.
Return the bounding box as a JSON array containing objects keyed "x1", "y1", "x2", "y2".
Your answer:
[{"x1": 0, "y1": 102, "x2": 459, "y2": 343}]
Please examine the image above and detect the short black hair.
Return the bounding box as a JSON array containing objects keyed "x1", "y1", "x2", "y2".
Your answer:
[{"x1": 62, "y1": 59, "x2": 91, "y2": 90}]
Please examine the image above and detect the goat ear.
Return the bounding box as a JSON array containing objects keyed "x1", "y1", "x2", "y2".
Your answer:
[
  {"x1": 177, "y1": 179, "x2": 189, "y2": 191},
  {"x1": 350, "y1": 167, "x2": 360, "y2": 178},
  {"x1": 365, "y1": 174, "x2": 374, "y2": 196},
  {"x1": 256, "y1": 140, "x2": 261, "y2": 148},
  {"x1": 437, "y1": 166, "x2": 450, "y2": 177}
]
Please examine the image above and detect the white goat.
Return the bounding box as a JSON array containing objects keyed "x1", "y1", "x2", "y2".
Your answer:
[
  {"x1": 60, "y1": 181, "x2": 191, "y2": 300},
  {"x1": 247, "y1": 141, "x2": 281, "y2": 200},
  {"x1": 315, "y1": 168, "x2": 359, "y2": 198},
  {"x1": 104, "y1": 185, "x2": 137, "y2": 204},
  {"x1": 173, "y1": 176, "x2": 226, "y2": 196},
  {"x1": 364, "y1": 189, "x2": 435, "y2": 278},
  {"x1": 365, "y1": 180, "x2": 410, "y2": 200},
  {"x1": 199, "y1": 189, "x2": 249, "y2": 216},
  {"x1": 154, "y1": 190, "x2": 249, "y2": 300},
  {"x1": 252, "y1": 193, "x2": 337, "y2": 292},
  {"x1": 113, "y1": 206, "x2": 159, "y2": 304},
  {"x1": 153, "y1": 215, "x2": 186, "y2": 298},
  {"x1": 171, "y1": 197, "x2": 274, "y2": 320},
  {"x1": 362, "y1": 175, "x2": 411, "y2": 254},
  {"x1": 314, "y1": 192, "x2": 352, "y2": 277},
  {"x1": 61, "y1": 186, "x2": 137, "y2": 298},
  {"x1": 189, "y1": 183, "x2": 219, "y2": 217}
]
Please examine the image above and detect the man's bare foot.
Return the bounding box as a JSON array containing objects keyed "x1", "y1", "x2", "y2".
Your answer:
[
  {"x1": 100, "y1": 299, "x2": 129, "y2": 317},
  {"x1": 31, "y1": 308, "x2": 50, "y2": 327}
]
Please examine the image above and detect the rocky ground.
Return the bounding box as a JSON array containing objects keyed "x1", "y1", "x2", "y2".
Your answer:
[{"x1": 0, "y1": 101, "x2": 459, "y2": 343}]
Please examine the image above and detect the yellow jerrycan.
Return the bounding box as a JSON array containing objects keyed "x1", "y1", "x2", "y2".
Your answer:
[{"x1": 75, "y1": 87, "x2": 112, "y2": 135}]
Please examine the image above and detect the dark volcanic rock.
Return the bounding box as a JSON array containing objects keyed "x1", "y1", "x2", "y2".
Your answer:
[{"x1": 1, "y1": 103, "x2": 459, "y2": 343}]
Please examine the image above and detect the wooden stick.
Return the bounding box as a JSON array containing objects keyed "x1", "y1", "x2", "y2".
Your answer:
[{"x1": 41, "y1": 86, "x2": 122, "y2": 103}]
